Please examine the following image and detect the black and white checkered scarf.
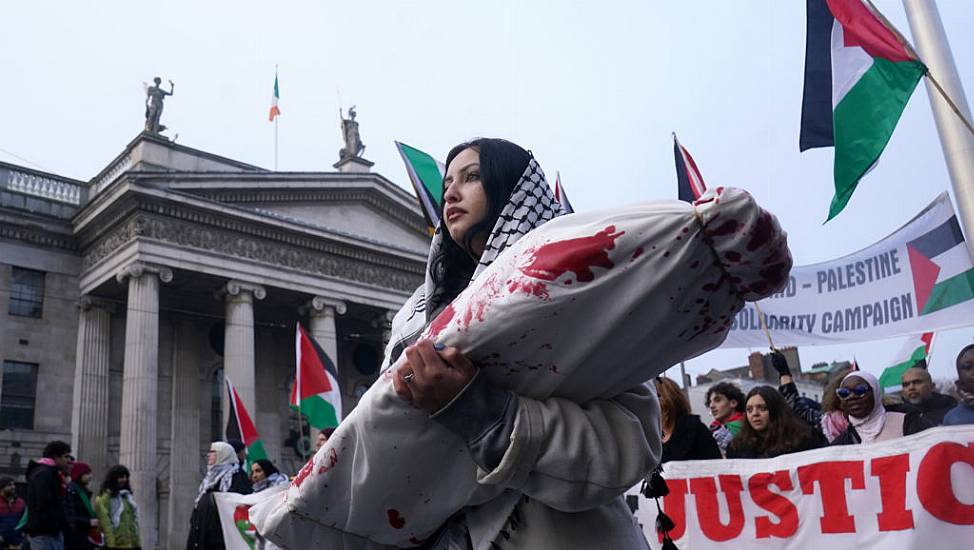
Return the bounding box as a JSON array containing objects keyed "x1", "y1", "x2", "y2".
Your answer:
[{"x1": 381, "y1": 157, "x2": 566, "y2": 371}]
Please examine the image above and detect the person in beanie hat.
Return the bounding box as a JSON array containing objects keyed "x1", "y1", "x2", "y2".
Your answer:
[
  {"x1": 0, "y1": 475, "x2": 26, "y2": 549},
  {"x1": 64, "y1": 463, "x2": 101, "y2": 550}
]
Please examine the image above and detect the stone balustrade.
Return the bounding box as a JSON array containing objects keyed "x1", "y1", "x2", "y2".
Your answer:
[{"x1": 0, "y1": 163, "x2": 87, "y2": 205}]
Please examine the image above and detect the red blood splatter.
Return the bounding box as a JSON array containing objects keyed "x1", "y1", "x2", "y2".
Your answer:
[
  {"x1": 387, "y1": 509, "x2": 406, "y2": 529},
  {"x1": 725, "y1": 251, "x2": 742, "y2": 262},
  {"x1": 663, "y1": 251, "x2": 670, "y2": 258},
  {"x1": 550, "y1": 365, "x2": 560, "y2": 374},
  {"x1": 519, "y1": 226, "x2": 625, "y2": 283},
  {"x1": 690, "y1": 260, "x2": 700, "y2": 269},
  {"x1": 316, "y1": 448, "x2": 338, "y2": 475},
  {"x1": 682, "y1": 227, "x2": 689, "y2": 233},
  {"x1": 707, "y1": 219, "x2": 739, "y2": 237},
  {"x1": 631, "y1": 247, "x2": 645, "y2": 261},
  {"x1": 426, "y1": 304, "x2": 455, "y2": 339},
  {"x1": 715, "y1": 186, "x2": 725, "y2": 195},
  {"x1": 747, "y1": 212, "x2": 774, "y2": 251},
  {"x1": 293, "y1": 457, "x2": 315, "y2": 488},
  {"x1": 409, "y1": 537, "x2": 424, "y2": 545},
  {"x1": 507, "y1": 278, "x2": 550, "y2": 300}
]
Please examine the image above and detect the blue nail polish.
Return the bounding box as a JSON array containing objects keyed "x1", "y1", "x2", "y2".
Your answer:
[{"x1": 433, "y1": 342, "x2": 446, "y2": 351}]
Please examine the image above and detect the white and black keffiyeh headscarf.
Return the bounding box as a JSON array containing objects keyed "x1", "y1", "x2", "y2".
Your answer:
[{"x1": 382, "y1": 156, "x2": 566, "y2": 370}]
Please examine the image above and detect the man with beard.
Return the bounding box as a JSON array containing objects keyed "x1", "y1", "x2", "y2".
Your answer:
[{"x1": 900, "y1": 363, "x2": 956, "y2": 425}]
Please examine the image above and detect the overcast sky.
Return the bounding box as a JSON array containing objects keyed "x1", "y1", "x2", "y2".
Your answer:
[{"x1": 3, "y1": 0, "x2": 973, "y2": 384}]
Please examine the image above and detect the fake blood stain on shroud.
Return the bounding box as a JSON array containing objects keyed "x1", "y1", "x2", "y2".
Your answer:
[
  {"x1": 386, "y1": 509, "x2": 406, "y2": 529},
  {"x1": 519, "y1": 225, "x2": 626, "y2": 283}
]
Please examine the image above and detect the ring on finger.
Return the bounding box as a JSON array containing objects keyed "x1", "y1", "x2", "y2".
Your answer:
[{"x1": 402, "y1": 371, "x2": 415, "y2": 383}]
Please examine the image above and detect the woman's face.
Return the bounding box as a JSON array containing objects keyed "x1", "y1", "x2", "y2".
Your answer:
[
  {"x1": 80, "y1": 472, "x2": 93, "y2": 487},
  {"x1": 840, "y1": 376, "x2": 875, "y2": 419},
  {"x1": 115, "y1": 474, "x2": 128, "y2": 490},
  {"x1": 207, "y1": 449, "x2": 217, "y2": 466},
  {"x1": 442, "y1": 147, "x2": 489, "y2": 256},
  {"x1": 250, "y1": 463, "x2": 266, "y2": 483},
  {"x1": 746, "y1": 394, "x2": 770, "y2": 433}
]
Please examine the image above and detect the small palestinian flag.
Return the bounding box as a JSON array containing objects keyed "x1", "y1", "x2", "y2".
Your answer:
[
  {"x1": 673, "y1": 133, "x2": 707, "y2": 202},
  {"x1": 225, "y1": 377, "x2": 267, "y2": 468},
  {"x1": 908, "y1": 215, "x2": 974, "y2": 316},
  {"x1": 396, "y1": 141, "x2": 445, "y2": 234},
  {"x1": 233, "y1": 504, "x2": 257, "y2": 550},
  {"x1": 291, "y1": 324, "x2": 342, "y2": 430},
  {"x1": 554, "y1": 171, "x2": 574, "y2": 214},
  {"x1": 800, "y1": 0, "x2": 925, "y2": 220},
  {"x1": 879, "y1": 332, "x2": 934, "y2": 390}
]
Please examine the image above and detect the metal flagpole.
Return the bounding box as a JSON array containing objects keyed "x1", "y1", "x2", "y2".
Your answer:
[
  {"x1": 274, "y1": 65, "x2": 279, "y2": 171},
  {"x1": 901, "y1": 0, "x2": 974, "y2": 261}
]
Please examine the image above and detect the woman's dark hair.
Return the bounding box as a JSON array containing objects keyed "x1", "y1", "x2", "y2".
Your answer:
[
  {"x1": 100, "y1": 465, "x2": 131, "y2": 496},
  {"x1": 704, "y1": 382, "x2": 746, "y2": 413},
  {"x1": 430, "y1": 138, "x2": 531, "y2": 303},
  {"x1": 729, "y1": 386, "x2": 816, "y2": 458},
  {"x1": 253, "y1": 458, "x2": 279, "y2": 477},
  {"x1": 655, "y1": 376, "x2": 691, "y2": 432}
]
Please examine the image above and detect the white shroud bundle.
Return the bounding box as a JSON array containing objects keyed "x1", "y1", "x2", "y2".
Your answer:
[{"x1": 251, "y1": 186, "x2": 791, "y2": 548}]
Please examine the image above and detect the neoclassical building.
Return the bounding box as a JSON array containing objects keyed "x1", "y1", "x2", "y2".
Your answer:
[{"x1": 0, "y1": 133, "x2": 429, "y2": 548}]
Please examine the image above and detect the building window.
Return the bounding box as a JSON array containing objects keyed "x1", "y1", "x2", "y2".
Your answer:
[
  {"x1": 9, "y1": 267, "x2": 45, "y2": 318},
  {"x1": 0, "y1": 361, "x2": 38, "y2": 430}
]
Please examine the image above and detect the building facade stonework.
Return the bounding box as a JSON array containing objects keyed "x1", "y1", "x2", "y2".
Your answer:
[{"x1": 0, "y1": 133, "x2": 429, "y2": 549}]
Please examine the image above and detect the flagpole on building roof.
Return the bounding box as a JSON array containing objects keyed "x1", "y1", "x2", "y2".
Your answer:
[
  {"x1": 900, "y1": 0, "x2": 974, "y2": 261},
  {"x1": 275, "y1": 65, "x2": 279, "y2": 171}
]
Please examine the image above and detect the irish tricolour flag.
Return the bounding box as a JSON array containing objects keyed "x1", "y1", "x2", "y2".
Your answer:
[
  {"x1": 878, "y1": 332, "x2": 934, "y2": 389},
  {"x1": 291, "y1": 324, "x2": 342, "y2": 430},
  {"x1": 396, "y1": 141, "x2": 445, "y2": 234},
  {"x1": 800, "y1": 0, "x2": 926, "y2": 221},
  {"x1": 225, "y1": 377, "x2": 267, "y2": 468},
  {"x1": 268, "y1": 73, "x2": 281, "y2": 122}
]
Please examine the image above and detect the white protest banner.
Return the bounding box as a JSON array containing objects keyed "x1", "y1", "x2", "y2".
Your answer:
[
  {"x1": 721, "y1": 193, "x2": 974, "y2": 347},
  {"x1": 214, "y1": 486, "x2": 286, "y2": 550},
  {"x1": 628, "y1": 425, "x2": 974, "y2": 549}
]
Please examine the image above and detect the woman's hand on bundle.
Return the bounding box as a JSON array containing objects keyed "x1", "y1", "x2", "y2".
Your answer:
[{"x1": 393, "y1": 339, "x2": 477, "y2": 413}]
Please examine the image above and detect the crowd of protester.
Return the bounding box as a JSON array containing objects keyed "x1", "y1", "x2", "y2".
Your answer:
[
  {"x1": 0, "y1": 427, "x2": 339, "y2": 550},
  {"x1": 661, "y1": 343, "x2": 974, "y2": 463}
]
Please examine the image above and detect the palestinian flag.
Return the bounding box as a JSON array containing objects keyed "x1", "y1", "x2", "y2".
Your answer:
[
  {"x1": 673, "y1": 133, "x2": 707, "y2": 202},
  {"x1": 907, "y1": 215, "x2": 974, "y2": 316},
  {"x1": 268, "y1": 73, "x2": 281, "y2": 122},
  {"x1": 396, "y1": 141, "x2": 445, "y2": 234},
  {"x1": 225, "y1": 377, "x2": 267, "y2": 468},
  {"x1": 290, "y1": 324, "x2": 342, "y2": 430},
  {"x1": 878, "y1": 332, "x2": 933, "y2": 389},
  {"x1": 554, "y1": 171, "x2": 574, "y2": 214},
  {"x1": 799, "y1": 0, "x2": 926, "y2": 220}
]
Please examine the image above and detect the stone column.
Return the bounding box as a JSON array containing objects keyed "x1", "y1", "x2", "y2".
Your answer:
[
  {"x1": 71, "y1": 296, "x2": 114, "y2": 487},
  {"x1": 220, "y1": 280, "x2": 265, "y2": 423},
  {"x1": 304, "y1": 297, "x2": 345, "y2": 433},
  {"x1": 166, "y1": 319, "x2": 201, "y2": 549},
  {"x1": 307, "y1": 297, "x2": 346, "y2": 362},
  {"x1": 116, "y1": 262, "x2": 172, "y2": 550}
]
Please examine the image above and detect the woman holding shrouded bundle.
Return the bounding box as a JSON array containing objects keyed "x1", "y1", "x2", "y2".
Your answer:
[{"x1": 390, "y1": 138, "x2": 658, "y2": 549}]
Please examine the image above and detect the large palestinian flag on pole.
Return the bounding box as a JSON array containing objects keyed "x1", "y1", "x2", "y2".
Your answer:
[
  {"x1": 799, "y1": 0, "x2": 926, "y2": 221},
  {"x1": 878, "y1": 332, "x2": 934, "y2": 389},
  {"x1": 225, "y1": 377, "x2": 267, "y2": 467},
  {"x1": 290, "y1": 324, "x2": 342, "y2": 430},
  {"x1": 395, "y1": 141, "x2": 445, "y2": 234}
]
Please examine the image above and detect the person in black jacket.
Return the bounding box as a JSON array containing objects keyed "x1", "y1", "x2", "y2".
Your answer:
[
  {"x1": 727, "y1": 386, "x2": 826, "y2": 459},
  {"x1": 655, "y1": 376, "x2": 721, "y2": 462},
  {"x1": 25, "y1": 440, "x2": 72, "y2": 549},
  {"x1": 901, "y1": 365, "x2": 957, "y2": 425},
  {"x1": 64, "y1": 462, "x2": 100, "y2": 550},
  {"x1": 831, "y1": 371, "x2": 934, "y2": 445},
  {"x1": 186, "y1": 442, "x2": 252, "y2": 550}
]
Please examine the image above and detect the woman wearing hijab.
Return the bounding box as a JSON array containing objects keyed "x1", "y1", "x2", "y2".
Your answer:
[
  {"x1": 186, "y1": 442, "x2": 251, "y2": 550},
  {"x1": 93, "y1": 465, "x2": 140, "y2": 550},
  {"x1": 727, "y1": 386, "x2": 826, "y2": 458},
  {"x1": 831, "y1": 371, "x2": 934, "y2": 445},
  {"x1": 249, "y1": 460, "x2": 288, "y2": 493},
  {"x1": 656, "y1": 376, "x2": 721, "y2": 463},
  {"x1": 384, "y1": 138, "x2": 659, "y2": 549}
]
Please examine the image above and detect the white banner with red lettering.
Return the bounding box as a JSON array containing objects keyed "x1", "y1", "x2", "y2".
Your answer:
[{"x1": 629, "y1": 425, "x2": 974, "y2": 549}]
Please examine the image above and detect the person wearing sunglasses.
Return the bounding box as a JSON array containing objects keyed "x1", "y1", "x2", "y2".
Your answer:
[{"x1": 831, "y1": 371, "x2": 933, "y2": 445}]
